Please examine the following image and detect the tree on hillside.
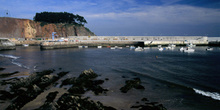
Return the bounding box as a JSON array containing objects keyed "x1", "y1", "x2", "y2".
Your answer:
[{"x1": 33, "y1": 12, "x2": 87, "y2": 25}]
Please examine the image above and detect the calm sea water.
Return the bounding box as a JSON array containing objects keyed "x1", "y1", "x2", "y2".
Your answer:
[{"x1": 0, "y1": 46, "x2": 220, "y2": 110}]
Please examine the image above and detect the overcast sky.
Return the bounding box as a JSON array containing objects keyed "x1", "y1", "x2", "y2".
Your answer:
[{"x1": 0, "y1": 0, "x2": 220, "y2": 36}]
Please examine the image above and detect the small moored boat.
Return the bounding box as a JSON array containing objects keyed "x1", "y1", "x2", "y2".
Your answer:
[
  {"x1": 184, "y1": 48, "x2": 195, "y2": 52},
  {"x1": 23, "y1": 44, "x2": 29, "y2": 47},
  {"x1": 158, "y1": 47, "x2": 163, "y2": 51},
  {"x1": 97, "y1": 46, "x2": 102, "y2": 48},
  {"x1": 135, "y1": 46, "x2": 143, "y2": 51},
  {"x1": 206, "y1": 48, "x2": 213, "y2": 51}
]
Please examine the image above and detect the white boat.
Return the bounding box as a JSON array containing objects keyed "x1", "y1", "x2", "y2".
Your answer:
[
  {"x1": 130, "y1": 46, "x2": 135, "y2": 50},
  {"x1": 135, "y1": 47, "x2": 143, "y2": 51},
  {"x1": 23, "y1": 44, "x2": 29, "y2": 47},
  {"x1": 117, "y1": 47, "x2": 123, "y2": 49},
  {"x1": 78, "y1": 46, "x2": 83, "y2": 48},
  {"x1": 206, "y1": 48, "x2": 213, "y2": 51},
  {"x1": 110, "y1": 46, "x2": 122, "y2": 49},
  {"x1": 184, "y1": 48, "x2": 195, "y2": 52},
  {"x1": 84, "y1": 46, "x2": 88, "y2": 48},
  {"x1": 97, "y1": 46, "x2": 102, "y2": 48},
  {"x1": 110, "y1": 47, "x2": 116, "y2": 49},
  {"x1": 179, "y1": 47, "x2": 186, "y2": 51},
  {"x1": 158, "y1": 47, "x2": 163, "y2": 51},
  {"x1": 166, "y1": 46, "x2": 174, "y2": 50}
]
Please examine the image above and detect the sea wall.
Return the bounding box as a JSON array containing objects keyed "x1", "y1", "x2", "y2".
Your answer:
[
  {"x1": 68, "y1": 36, "x2": 208, "y2": 46},
  {"x1": 40, "y1": 41, "x2": 137, "y2": 49},
  {"x1": 40, "y1": 36, "x2": 209, "y2": 49}
]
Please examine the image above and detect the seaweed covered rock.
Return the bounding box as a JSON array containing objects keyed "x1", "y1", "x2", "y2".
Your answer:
[
  {"x1": 2, "y1": 69, "x2": 68, "y2": 110},
  {"x1": 61, "y1": 69, "x2": 108, "y2": 95},
  {"x1": 0, "y1": 71, "x2": 19, "y2": 78},
  {"x1": 120, "y1": 78, "x2": 145, "y2": 93},
  {"x1": 37, "y1": 91, "x2": 59, "y2": 110},
  {"x1": 131, "y1": 98, "x2": 167, "y2": 110},
  {"x1": 56, "y1": 93, "x2": 116, "y2": 110},
  {"x1": 79, "y1": 69, "x2": 98, "y2": 79},
  {"x1": 10, "y1": 69, "x2": 55, "y2": 90}
]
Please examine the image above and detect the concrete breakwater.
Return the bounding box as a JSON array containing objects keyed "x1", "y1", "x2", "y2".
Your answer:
[
  {"x1": 40, "y1": 41, "x2": 137, "y2": 49},
  {"x1": 40, "y1": 36, "x2": 209, "y2": 49},
  {"x1": 0, "y1": 38, "x2": 16, "y2": 50}
]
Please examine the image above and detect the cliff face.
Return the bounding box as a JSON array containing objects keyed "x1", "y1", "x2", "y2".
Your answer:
[{"x1": 0, "y1": 17, "x2": 95, "y2": 39}]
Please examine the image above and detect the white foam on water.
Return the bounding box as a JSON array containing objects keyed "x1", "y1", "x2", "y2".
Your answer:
[
  {"x1": 11, "y1": 60, "x2": 30, "y2": 69},
  {"x1": 193, "y1": 88, "x2": 220, "y2": 101},
  {"x1": 0, "y1": 54, "x2": 29, "y2": 69},
  {"x1": 0, "y1": 54, "x2": 20, "y2": 59}
]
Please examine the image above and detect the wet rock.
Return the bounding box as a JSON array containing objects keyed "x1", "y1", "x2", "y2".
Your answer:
[
  {"x1": 61, "y1": 69, "x2": 108, "y2": 95},
  {"x1": 131, "y1": 98, "x2": 167, "y2": 110},
  {"x1": 56, "y1": 93, "x2": 116, "y2": 110},
  {"x1": 4, "y1": 69, "x2": 68, "y2": 109},
  {"x1": 36, "y1": 91, "x2": 59, "y2": 110},
  {"x1": 0, "y1": 77, "x2": 20, "y2": 85},
  {"x1": 79, "y1": 69, "x2": 98, "y2": 79},
  {"x1": 0, "y1": 90, "x2": 14, "y2": 100},
  {"x1": 57, "y1": 71, "x2": 69, "y2": 77},
  {"x1": 60, "y1": 77, "x2": 77, "y2": 87},
  {"x1": 141, "y1": 98, "x2": 149, "y2": 102},
  {"x1": 68, "y1": 86, "x2": 86, "y2": 94},
  {"x1": 121, "y1": 75, "x2": 127, "y2": 78},
  {"x1": 10, "y1": 69, "x2": 54, "y2": 90},
  {"x1": 0, "y1": 67, "x2": 5, "y2": 71},
  {"x1": 0, "y1": 71, "x2": 19, "y2": 78},
  {"x1": 36, "y1": 102, "x2": 57, "y2": 110},
  {"x1": 46, "y1": 91, "x2": 59, "y2": 103},
  {"x1": 120, "y1": 78, "x2": 145, "y2": 93}
]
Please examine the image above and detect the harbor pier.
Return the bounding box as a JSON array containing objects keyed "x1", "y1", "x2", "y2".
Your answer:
[{"x1": 40, "y1": 36, "x2": 208, "y2": 49}]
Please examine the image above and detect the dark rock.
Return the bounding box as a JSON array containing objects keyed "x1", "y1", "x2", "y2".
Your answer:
[
  {"x1": 46, "y1": 91, "x2": 59, "y2": 103},
  {"x1": 10, "y1": 69, "x2": 54, "y2": 90},
  {"x1": 122, "y1": 76, "x2": 126, "y2": 78},
  {"x1": 105, "y1": 78, "x2": 109, "y2": 80},
  {"x1": 0, "y1": 71, "x2": 19, "y2": 78},
  {"x1": 79, "y1": 69, "x2": 98, "y2": 79},
  {"x1": 5, "y1": 69, "x2": 67, "y2": 109},
  {"x1": 131, "y1": 99, "x2": 167, "y2": 110},
  {"x1": 0, "y1": 77, "x2": 20, "y2": 85},
  {"x1": 56, "y1": 93, "x2": 116, "y2": 110},
  {"x1": 120, "y1": 78, "x2": 145, "y2": 93},
  {"x1": 141, "y1": 98, "x2": 149, "y2": 102},
  {"x1": 0, "y1": 67, "x2": 5, "y2": 71},
  {"x1": 36, "y1": 102, "x2": 57, "y2": 110},
  {"x1": 60, "y1": 77, "x2": 77, "y2": 87},
  {"x1": 0, "y1": 90, "x2": 15, "y2": 100},
  {"x1": 61, "y1": 69, "x2": 108, "y2": 95},
  {"x1": 57, "y1": 71, "x2": 69, "y2": 77},
  {"x1": 68, "y1": 86, "x2": 86, "y2": 94}
]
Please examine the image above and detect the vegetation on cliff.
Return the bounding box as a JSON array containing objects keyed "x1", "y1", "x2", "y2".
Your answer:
[{"x1": 33, "y1": 12, "x2": 87, "y2": 26}]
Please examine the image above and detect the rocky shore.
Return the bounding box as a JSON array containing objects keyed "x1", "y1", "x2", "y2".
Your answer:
[{"x1": 0, "y1": 68, "x2": 166, "y2": 110}]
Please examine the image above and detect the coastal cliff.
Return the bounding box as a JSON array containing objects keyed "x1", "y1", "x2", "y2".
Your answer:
[{"x1": 0, "y1": 17, "x2": 95, "y2": 39}]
